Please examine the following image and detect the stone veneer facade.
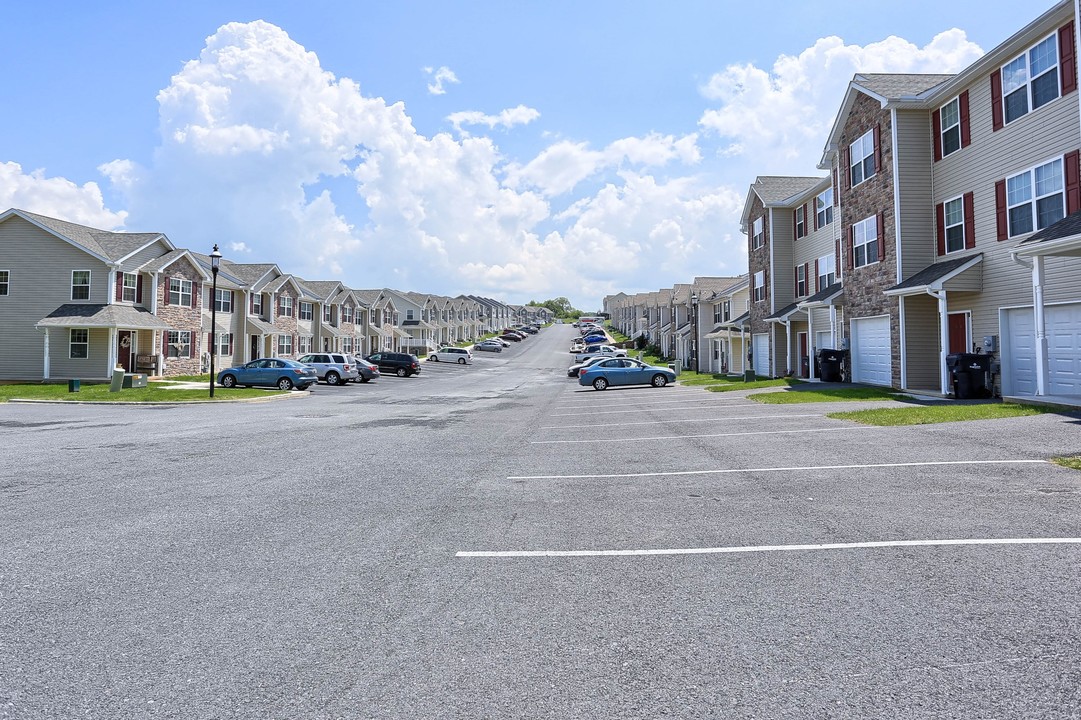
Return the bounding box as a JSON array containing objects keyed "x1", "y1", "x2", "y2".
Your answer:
[
  {"x1": 747, "y1": 193, "x2": 772, "y2": 364},
  {"x1": 839, "y1": 91, "x2": 902, "y2": 387},
  {"x1": 156, "y1": 259, "x2": 205, "y2": 376},
  {"x1": 273, "y1": 286, "x2": 299, "y2": 358}
]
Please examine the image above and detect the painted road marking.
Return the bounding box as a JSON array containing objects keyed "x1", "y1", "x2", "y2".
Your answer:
[
  {"x1": 531, "y1": 426, "x2": 874, "y2": 444},
  {"x1": 507, "y1": 459, "x2": 1049, "y2": 480},
  {"x1": 457, "y1": 537, "x2": 1081, "y2": 558},
  {"x1": 540, "y1": 413, "x2": 822, "y2": 430}
]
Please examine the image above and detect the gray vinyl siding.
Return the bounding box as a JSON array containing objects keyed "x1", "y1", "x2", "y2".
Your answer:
[
  {"x1": 770, "y1": 209, "x2": 794, "y2": 311},
  {"x1": 48, "y1": 327, "x2": 112, "y2": 379},
  {"x1": 809, "y1": 307, "x2": 836, "y2": 348},
  {"x1": 119, "y1": 239, "x2": 172, "y2": 271},
  {"x1": 902, "y1": 293, "x2": 940, "y2": 391},
  {"x1": 0, "y1": 216, "x2": 112, "y2": 380},
  {"x1": 894, "y1": 109, "x2": 935, "y2": 280}
]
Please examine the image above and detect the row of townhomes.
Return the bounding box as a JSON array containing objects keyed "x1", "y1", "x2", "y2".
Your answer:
[
  {"x1": 0, "y1": 208, "x2": 552, "y2": 381},
  {"x1": 607, "y1": 0, "x2": 1081, "y2": 405}
]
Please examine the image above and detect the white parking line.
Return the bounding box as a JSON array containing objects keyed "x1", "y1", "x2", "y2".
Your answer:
[
  {"x1": 550, "y1": 403, "x2": 762, "y2": 417},
  {"x1": 507, "y1": 459, "x2": 1048, "y2": 480},
  {"x1": 540, "y1": 413, "x2": 822, "y2": 429},
  {"x1": 531, "y1": 426, "x2": 873, "y2": 444},
  {"x1": 457, "y1": 537, "x2": 1081, "y2": 558}
]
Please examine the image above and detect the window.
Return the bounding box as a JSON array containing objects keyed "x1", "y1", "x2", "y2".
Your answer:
[
  {"x1": 277, "y1": 334, "x2": 293, "y2": 355},
  {"x1": 122, "y1": 273, "x2": 137, "y2": 302},
  {"x1": 0, "y1": 270, "x2": 8, "y2": 296},
  {"x1": 1003, "y1": 34, "x2": 1059, "y2": 125},
  {"x1": 323, "y1": 305, "x2": 332, "y2": 323},
  {"x1": 252, "y1": 294, "x2": 263, "y2": 316},
  {"x1": 166, "y1": 331, "x2": 191, "y2": 358},
  {"x1": 943, "y1": 196, "x2": 966, "y2": 253},
  {"x1": 853, "y1": 216, "x2": 879, "y2": 268},
  {"x1": 215, "y1": 333, "x2": 232, "y2": 356},
  {"x1": 751, "y1": 217, "x2": 764, "y2": 249},
  {"x1": 1007, "y1": 158, "x2": 1064, "y2": 237},
  {"x1": 342, "y1": 305, "x2": 353, "y2": 324},
  {"x1": 850, "y1": 129, "x2": 875, "y2": 187},
  {"x1": 214, "y1": 289, "x2": 232, "y2": 313},
  {"x1": 169, "y1": 278, "x2": 192, "y2": 307},
  {"x1": 342, "y1": 337, "x2": 353, "y2": 353},
  {"x1": 299, "y1": 302, "x2": 313, "y2": 321},
  {"x1": 795, "y1": 264, "x2": 807, "y2": 297},
  {"x1": 940, "y1": 97, "x2": 961, "y2": 157},
  {"x1": 298, "y1": 335, "x2": 313, "y2": 354},
  {"x1": 69, "y1": 328, "x2": 89, "y2": 359},
  {"x1": 71, "y1": 270, "x2": 91, "y2": 301},
  {"x1": 722, "y1": 300, "x2": 730, "y2": 322},
  {"x1": 406, "y1": 309, "x2": 415, "y2": 320},
  {"x1": 816, "y1": 188, "x2": 833, "y2": 228},
  {"x1": 753, "y1": 271, "x2": 765, "y2": 303},
  {"x1": 817, "y1": 254, "x2": 836, "y2": 289},
  {"x1": 795, "y1": 206, "x2": 806, "y2": 239},
  {"x1": 280, "y1": 296, "x2": 294, "y2": 317}
]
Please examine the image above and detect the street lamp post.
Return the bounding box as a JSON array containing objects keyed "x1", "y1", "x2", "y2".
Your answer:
[
  {"x1": 690, "y1": 291, "x2": 699, "y2": 373},
  {"x1": 209, "y1": 244, "x2": 222, "y2": 398}
]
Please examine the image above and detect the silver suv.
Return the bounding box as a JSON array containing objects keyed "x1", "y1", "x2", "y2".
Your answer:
[
  {"x1": 429, "y1": 347, "x2": 473, "y2": 364},
  {"x1": 297, "y1": 353, "x2": 360, "y2": 385}
]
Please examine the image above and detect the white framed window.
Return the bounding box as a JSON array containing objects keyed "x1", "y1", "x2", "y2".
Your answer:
[
  {"x1": 215, "y1": 332, "x2": 232, "y2": 356},
  {"x1": 323, "y1": 305, "x2": 332, "y2": 323},
  {"x1": 751, "y1": 217, "x2": 764, "y2": 249},
  {"x1": 1007, "y1": 158, "x2": 1064, "y2": 237},
  {"x1": 406, "y1": 309, "x2": 415, "y2": 320},
  {"x1": 252, "y1": 294, "x2": 263, "y2": 316},
  {"x1": 169, "y1": 278, "x2": 192, "y2": 307},
  {"x1": 214, "y1": 288, "x2": 232, "y2": 313},
  {"x1": 753, "y1": 271, "x2": 765, "y2": 303},
  {"x1": 277, "y1": 334, "x2": 293, "y2": 355},
  {"x1": 850, "y1": 129, "x2": 875, "y2": 187},
  {"x1": 166, "y1": 330, "x2": 191, "y2": 358},
  {"x1": 0, "y1": 270, "x2": 9, "y2": 296},
  {"x1": 943, "y1": 196, "x2": 966, "y2": 253},
  {"x1": 298, "y1": 335, "x2": 313, "y2": 354},
  {"x1": 370, "y1": 309, "x2": 378, "y2": 325},
  {"x1": 71, "y1": 270, "x2": 91, "y2": 301},
  {"x1": 342, "y1": 305, "x2": 354, "y2": 324},
  {"x1": 817, "y1": 254, "x2": 836, "y2": 289},
  {"x1": 795, "y1": 206, "x2": 806, "y2": 239},
  {"x1": 1003, "y1": 33, "x2": 1059, "y2": 125},
  {"x1": 122, "y1": 272, "x2": 137, "y2": 302},
  {"x1": 69, "y1": 328, "x2": 89, "y2": 359},
  {"x1": 816, "y1": 188, "x2": 833, "y2": 228},
  {"x1": 853, "y1": 216, "x2": 879, "y2": 268},
  {"x1": 280, "y1": 296, "x2": 294, "y2": 317},
  {"x1": 795, "y1": 264, "x2": 807, "y2": 297},
  {"x1": 299, "y1": 302, "x2": 313, "y2": 321},
  {"x1": 342, "y1": 337, "x2": 353, "y2": 353},
  {"x1": 940, "y1": 97, "x2": 961, "y2": 157}
]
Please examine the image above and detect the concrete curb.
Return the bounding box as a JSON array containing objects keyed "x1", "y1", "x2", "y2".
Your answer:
[{"x1": 7, "y1": 390, "x2": 309, "y2": 406}]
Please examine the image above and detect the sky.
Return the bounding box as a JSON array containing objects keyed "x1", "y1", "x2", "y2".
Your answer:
[{"x1": 0, "y1": 0, "x2": 1054, "y2": 311}]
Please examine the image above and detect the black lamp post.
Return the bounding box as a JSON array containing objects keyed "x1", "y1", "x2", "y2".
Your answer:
[
  {"x1": 691, "y1": 291, "x2": 699, "y2": 373},
  {"x1": 209, "y1": 244, "x2": 222, "y2": 398}
]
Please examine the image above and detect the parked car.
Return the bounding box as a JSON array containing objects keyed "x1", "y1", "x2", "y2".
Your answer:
[
  {"x1": 364, "y1": 351, "x2": 422, "y2": 377},
  {"x1": 567, "y1": 355, "x2": 610, "y2": 378},
  {"x1": 430, "y1": 347, "x2": 473, "y2": 364},
  {"x1": 297, "y1": 352, "x2": 360, "y2": 385},
  {"x1": 474, "y1": 340, "x2": 504, "y2": 353},
  {"x1": 573, "y1": 344, "x2": 627, "y2": 363},
  {"x1": 499, "y1": 333, "x2": 523, "y2": 342},
  {"x1": 579, "y1": 358, "x2": 676, "y2": 390},
  {"x1": 487, "y1": 337, "x2": 511, "y2": 347},
  {"x1": 569, "y1": 339, "x2": 586, "y2": 353},
  {"x1": 518, "y1": 326, "x2": 538, "y2": 334},
  {"x1": 582, "y1": 334, "x2": 607, "y2": 345},
  {"x1": 352, "y1": 356, "x2": 380, "y2": 382},
  {"x1": 217, "y1": 358, "x2": 318, "y2": 391}
]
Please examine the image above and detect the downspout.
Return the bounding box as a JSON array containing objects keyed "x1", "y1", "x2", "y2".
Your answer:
[{"x1": 926, "y1": 287, "x2": 950, "y2": 395}]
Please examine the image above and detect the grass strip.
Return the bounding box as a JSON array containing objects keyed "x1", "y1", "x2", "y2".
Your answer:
[
  {"x1": 827, "y1": 402, "x2": 1051, "y2": 426},
  {"x1": 0, "y1": 383, "x2": 285, "y2": 403},
  {"x1": 704, "y1": 378, "x2": 798, "y2": 393},
  {"x1": 1051, "y1": 456, "x2": 1081, "y2": 471},
  {"x1": 751, "y1": 387, "x2": 899, "y2": 404}
]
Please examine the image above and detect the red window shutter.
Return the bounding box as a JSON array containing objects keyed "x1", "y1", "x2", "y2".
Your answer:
[
  {"x1": 963, "y1": 192, "x2": 976, "y2": 249},
  {"x1": 812, "y1": 201, "x2": 818, "y2": 232},
  {"x1": 228, "y1": 335, "x2": 234, "y2": 355},
  {"x1": 931, "y1": 109, "x2": 942, "y2": 162},
  {"x1": 846, "y1": 226, "x2": 854, "y2": 270},
  {"x1": 959, "y1": 90, "x2": 971, "y2": 148},
  {"x1": 136, "y1": 275, "x2": 143, "y2": 303},
  {"x1": 842, "y1": 148, "x2": 850, "y2": 190},
  {"x1": 1061, "y1": 22, "x2": 1077, "y2": 95},
  {"x1": 794, "y1": 267, "x2": 799, "y2": 294},
  {"x1": 115, "y1": 272, "x2": 123, "y2": 301},
  {"x1": 995, "y1": 179, "x2": 1008, "y2": 241},
  {"x1": 162, "y1": 277, "x2": 169, "y2": 306},
  {"x1": 793, "y1": 212, "x2": 798, "y2": 240},
  {"x1": 936, "y1": 203, "x2": 946, "y2": 256},
  {"x1": 990, "y1": 70, "x2": 1004, "y2": 132},
  {"x1": 230, "y1": 290, "x2": 235, "y2": 310},
  {"x1": 1065, "y1": 149, "x2": 1081, "y2": 214},
  {"x1": 873, "y1": 124, "x2": 882, "y2": 174},
  {"x1": 804, "y1": 263, "x2": 810, "y2": 295},
  {"x1": 877, "y1": 212, "x2": 886, "y2": 262},
  {"x1": 162, "y1": 332, "x2": 169, "y2": 354},
  {"x1": 803, "y1": 203, "x2": 809, "y2": 235},
  {"x1": 814, "y1": 259, "x2": 820, "y2": 293}
]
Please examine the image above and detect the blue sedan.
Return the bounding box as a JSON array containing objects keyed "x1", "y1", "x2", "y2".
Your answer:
[
  {"x1": 578, "y1": 358, "x2": 676, "y2": 390},
  {"x1": 217, "y1": 358, "x2": 318, "y2": 391}
]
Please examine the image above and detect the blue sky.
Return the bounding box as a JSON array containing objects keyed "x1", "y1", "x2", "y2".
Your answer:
[{"x1": 1, "y1": 1, "x2": 1052, "y2": 310}]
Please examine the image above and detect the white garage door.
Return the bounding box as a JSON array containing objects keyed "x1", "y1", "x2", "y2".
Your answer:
[
  {"x1": 752, "y1": 334, "x2": 769, "y2": 377},
  {"x1": 850, "y1": 315, "x2": 892, "y2": 386},
  {"x1": 1004, "y1": 303, "x2": 1081, "y2": 396}
]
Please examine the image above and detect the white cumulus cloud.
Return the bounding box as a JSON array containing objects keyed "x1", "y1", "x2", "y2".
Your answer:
[
  {"x1": 0, "y1": 161, "x2": 127, "y2": 229},
  {"x1": 447, "y1": 105, "x2": 541, "y2": 135},
  {"x1": 424, "y1": 66, "x2": 460, "y2": 95}
]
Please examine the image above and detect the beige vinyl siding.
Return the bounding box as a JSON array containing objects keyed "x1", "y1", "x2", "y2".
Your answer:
[
  {"x1": 770, "y1": 208, "x2": 794, "y2": 311},
  {"x1": 119, "y1": 239, "x2": 172, "y2": 271},
  {"x1": 894, "y1": 109, "x2": 936, "y2": 280},
  {"x1": 902, "y1": 294, "x2": 940, "y2": 391},
  {"x1": 809, "y1": 307, "x2": 836, "y2": 348},
  {"x1": 48, "y1": 327, "x2": 112, "y2": 380},
  {"x1": 0, "y1": 216, "x2": 113, "y2": 380}
]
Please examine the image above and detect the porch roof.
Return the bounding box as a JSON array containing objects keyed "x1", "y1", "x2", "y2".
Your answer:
[
  {"x1": 36, "y1": 304, "x2": 172, "y2": 330},
  {"x1": 883, "y1": 254, "x2": 982, "y2": 296},
  {"x1": 320, "y1": 323, "x2": 346, "y2": 338},
  {"x1": 798, "y1": 282, "x2": 843, "y2": 308},
  {"x1": 718, "y1": 311, "x2": 750, "y2": 329},
  {"x1": 246, "y1": 318, "x2": 279, "y2": 336},
  {"x1": 766, "y1": 301, "x2": 806, "y2": 322},
  {"x1": 704, "y1": 323, "x2": 727, "y2": 339},
  {"x1": 1015, "y1": 209, "x2": 1081, "y2": 257}
]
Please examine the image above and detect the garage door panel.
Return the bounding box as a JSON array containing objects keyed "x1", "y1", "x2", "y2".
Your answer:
[
  {"x1": 851, "y1": 316, "x2": 891, "y2": 386},
  {"x1": 1006, "y1": 303, "x2": 1081, "y2": 396}
]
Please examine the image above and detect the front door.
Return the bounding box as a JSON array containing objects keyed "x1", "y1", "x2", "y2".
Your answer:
[
  {"x1": 798, "y1": 332, "x2": 809, "y2": 378},
  {"x1": 948, "y1": 312, "x2": 969, "y2": 354},
  {"x1": 251, "y1": 335, "x2": 261, "y2": 362},
  {"x1": 117, "y1": 331, "x2": 134, "y2": 372}
]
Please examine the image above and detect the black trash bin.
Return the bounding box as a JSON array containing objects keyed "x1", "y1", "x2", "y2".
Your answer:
[
  {"x1": 817, "y1": 349, "x2": 846, "y2": 382},
  {"x1": 800, "y1": 356, "x2": 810, "y2": 378},
  {"x1": 946, "y1": 353, "x2": 991, "y2": 399}
]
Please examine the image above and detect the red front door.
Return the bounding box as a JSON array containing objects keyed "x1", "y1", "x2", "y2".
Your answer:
[
  {"x1": 798, "y1": 333, "x2": 809, "y2": 378},
  {"x1": 948, "y1": 313, "x2": 968, "y2": 354},
  {"x1": 117, "y1": 331, "x2": 134, "y2": 372}
]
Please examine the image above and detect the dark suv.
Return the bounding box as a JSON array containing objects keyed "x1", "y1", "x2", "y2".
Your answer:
[{"x1": 364, "y1": 351, "x2": 421, "y2": 377}]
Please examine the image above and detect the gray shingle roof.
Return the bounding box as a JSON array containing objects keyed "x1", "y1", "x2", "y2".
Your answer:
[
  {"x1": 752, "y1": 176, "x2": 826, "y2": 204},
  {"x1": 19, "y1": 209, "x2": 167, "y2": 261},
  {"x1": 36, "y1": 303, "x2": 173, "y2": 330},
  {"x1": 853, "y1": 73, "x2": 954, "y2": 99}
]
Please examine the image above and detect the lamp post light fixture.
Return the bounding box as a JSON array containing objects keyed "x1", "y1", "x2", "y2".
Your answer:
[
  {"x1": 690, "y1": 291, "x2": 699, "y2": 374},
  {"x1": 209, "y1": 244, "x2": 222, "y2": 398}
]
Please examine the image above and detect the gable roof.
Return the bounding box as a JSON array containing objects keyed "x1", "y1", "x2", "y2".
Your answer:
[
  {"x1": 2, "y1": 208, "x2": 173, "y2": 264},
  {"x1": 741, "y1": 176, "x2": 827, "y2": 227}
]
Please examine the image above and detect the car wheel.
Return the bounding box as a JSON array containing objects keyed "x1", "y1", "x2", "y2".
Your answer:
[
  {"x1": 457, "y1": 358, "x2": 466, "y2": 365},
  {"x1": 431, "y1": 355, "x2": 439, "y2": 362},
  {"x1": 277, "y1": 377, "x2": 294, "y2": 391},
  {"x1": 360, "y1": 377, "x2": 370, "y2": 383},
  {"x1": 220, "y1": 374, "x2": 237, "y2": 388},
  {"x1": 396, "y1": 367, "x2": 407, "y2": 377},
  {"x1": 592, "y1": 377, "x2": 608, "y2": 391},
  {"x1": 651, "y1": 374, "x2": 668, "y2": 388},
  {"x1": 325, "y1": 371, "x2": 341, "y2": 386}
]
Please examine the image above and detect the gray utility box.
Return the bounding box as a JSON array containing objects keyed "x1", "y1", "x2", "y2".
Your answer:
[{"x1": 122, "y1": 373, "x2": 148, "y2": 389}]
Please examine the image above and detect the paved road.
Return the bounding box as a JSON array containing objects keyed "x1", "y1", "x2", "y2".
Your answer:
[{"x1": 2, "y1": 325, "x2": 1080, "y2": 719}]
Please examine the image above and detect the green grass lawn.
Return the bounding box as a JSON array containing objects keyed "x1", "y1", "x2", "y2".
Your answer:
[
  {"x1": 704, "y1": 378, "x2": 799, "y2": 392},
  {"x1": 828, "y1": 402, "x2": 1052, "y2": 425},
  {"x1": 1052, "y1": 456, "x2": 1081, "y2": 471},
  {"x1": 0, "y1": 383, "x2": 287, "y2": 403},
  {"x1": 678, "y1": 372, "x2": 752, "y2": 386},
  {"x1": 751, "y1": 386, "x2": 899, "y2": 403}
]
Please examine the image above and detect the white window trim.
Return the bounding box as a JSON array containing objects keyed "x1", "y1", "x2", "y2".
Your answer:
[
  {"x1": 169, "y1": 278, "x2": 192, "y2": 307},
  {"x1": 214, "y1": 288, "x2": 232, "y2": 313},
  {"x1": 850, "y1": 129, "x2": 875, "y2": 187},
  {"x1": 0, "y1": 269, "x2": 9, "y2": 296},
  {"x1": 299, "y1": 302, "x2": 313, "y2": 321},
  {"x1": 252, "y1": 294, "x2": 263, "y2": 316},
  {"x1": 1002, "y1": 32, "x2": 1060, "y2": 126},
  {"x1": 323, "y1": 305, "x2": 332, "y2": 323},
  {"x1": 167, "y1": 330, "x2": 192, "y2": 358},
  {"x1": 940, "y1": 96, "x2": 961, "y2": 157},
  {"x1": 1006, "y1": 156, "x2": 1065, "y2": 238},
  {"x1": 277, "y1": 334, "x2": 293, "y2": 355},
  {"x1": 942, "y1": 195, "x2": 966, "y2": 254},
  {"x1": 816, "y1": 189, "x2": 833, "y2": 228},
  {"x1": 795, "y1": 206, "x2": 806, "y2": 238},
  {"x1": 752, "y1": 217, "x2": 764, "y2": 249},
  {"x1": 753, "y1": 271, "x2": 766, "y2": 303},
  {"x1": 216, "y1": 332, "x2": 232, "y2": 356},
  {"x1": 71, "y1": 270, "x2": 91, "y2": 301},
  {"x1": 281, "y1": 296, "x2": 294, "y2": 317},
  {"x1": 69, "y1": 328, "x2": 89, "y2": 359},
  {"x1": 796, "y1": 265, "x2": 807, "y2": 297},
  {"x1": 853, "y1": 216, "x2": 879, "y2": 268},
  {"x1": 817, "y1": 254, "x2": 836, "y2": 289},
  {"x1": 122, "y1": 272, "x2": 138, "y2": 303}
]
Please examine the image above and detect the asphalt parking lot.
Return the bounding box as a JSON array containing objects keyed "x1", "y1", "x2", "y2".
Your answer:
[{"x1": 2, "y1": 324, "x2": 1080, "y2": 718}]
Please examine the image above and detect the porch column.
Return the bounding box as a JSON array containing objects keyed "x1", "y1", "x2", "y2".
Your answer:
[
  {"x1": 829, "y1": 304, "x2": 838, "y2": 347},
  {"x1": 784, "y1": 320, "x2": 792, "y2": 376},
  {"x1": 41, "y1": 328, "x2": 50, "y2": 379},
  {"x1": 936, "y1": 291, "x2": 950, "y2": 395},
  {"x1": 107, "y1": 327, "x2": 118, "y2": 377},
  {"x1": 1033, "y1": 256, "x2": 1049, "y2": 396}
]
